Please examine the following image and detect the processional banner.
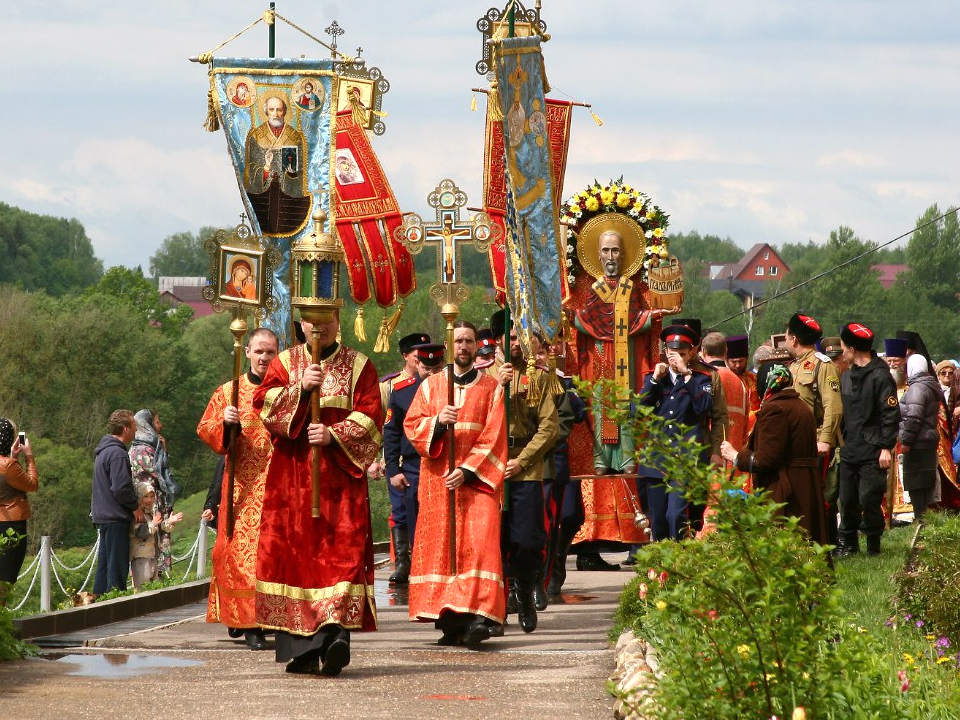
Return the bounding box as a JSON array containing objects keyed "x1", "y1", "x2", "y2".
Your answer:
[
  {"x1": 493, "y1": 36, "x2": 568, "y2": 347},
  {"x1": 334, "y1": 111, "x2": 415, "y2": 308},
  {"x1": 209, "y1": 57, "x2": 337, "y2": 345},
  {"x1": 483, "y1": 97, "x2": 571, "y2": 305}
]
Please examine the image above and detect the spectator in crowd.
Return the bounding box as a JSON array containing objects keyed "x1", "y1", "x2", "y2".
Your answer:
[
  {"x1": 0, "y1": 419, "x2": 38, "y2": 606},
  {"x1": 720, "y1": 364, "x2": 827, "y2": 544},
  {"x1": 899, "y1": 355, "x2": 944, "y2": 522},
  {"x1": 91, "y1": 409, "x2": 142, "y2": 598},
  {"x1": 129, "y1": 409, "x2": 179, "y2": 577},
  {"x1": 130, "y1": 482, "x2": 183, "y2": 590},
  {"x1": 935, "y1": 360, "x2": 957, "y2": 426}
]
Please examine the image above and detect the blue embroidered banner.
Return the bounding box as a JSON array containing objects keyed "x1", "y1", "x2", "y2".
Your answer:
[
  {"x1": 494, "y1": 36, "x2": 566, "y2": 350},
  {"x1": 210, "y1": 58, "x2": 336, "y2": 346}
]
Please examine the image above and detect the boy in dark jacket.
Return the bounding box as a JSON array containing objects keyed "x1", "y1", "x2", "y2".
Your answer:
[
  {"x1": 90, "y1": 409, "x2": 142, "y2": 597},
  {"x1": 837, "y1": 323, "x2": 900, "y2": 557}
]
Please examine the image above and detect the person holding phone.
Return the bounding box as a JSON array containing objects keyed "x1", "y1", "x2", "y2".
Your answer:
[{"x1": 0, "y1": 418, "x2": 38, "y2": 605}]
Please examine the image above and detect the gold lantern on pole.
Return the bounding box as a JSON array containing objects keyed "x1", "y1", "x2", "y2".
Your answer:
[{"x1": 290, "y1": 207, "x2": 345, "y2": 517}]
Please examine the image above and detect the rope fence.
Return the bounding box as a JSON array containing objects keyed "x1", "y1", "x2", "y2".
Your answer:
[{"x1": 5, "y1": 522, "x2": 213, "y2": 614}]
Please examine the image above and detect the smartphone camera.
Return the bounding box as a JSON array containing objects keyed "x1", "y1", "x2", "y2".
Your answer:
[{"x1": 18, "y1": 432, "x2": 26, "y2": 445}]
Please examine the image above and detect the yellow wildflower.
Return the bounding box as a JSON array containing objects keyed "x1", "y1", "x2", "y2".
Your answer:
[
  {"x1": 903, "y1": 653, "x2": 916, "y2": 666},
  {"x1": 655, "y1": 600, "x2": 667, "y2": 610},
  {"x1": 937, "y1": 656, "x2": 951, "y2": 664}
]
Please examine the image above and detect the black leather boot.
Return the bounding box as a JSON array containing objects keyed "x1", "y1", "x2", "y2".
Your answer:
[
  {"x1": 533, "y1": 569, "x2": 548, "y2": 611},
  {"x1": 866, "y1": 536, "x2": 881, "y2": 556},
  {"x1": 506, "y1": 578, "x2": 519, "y2": 614},
  {"x1": 576, "y1": 552, "x2": 620, "y2": 571},
  {"x1": 388, "y1": 525, "x2": 411, "y2": 584},
  {"x1": 517, "y1": 579, "x2": 538, "y2": 633},
  {"x1": 547, "y1": 529, "x2": 575, "y2": 596}
]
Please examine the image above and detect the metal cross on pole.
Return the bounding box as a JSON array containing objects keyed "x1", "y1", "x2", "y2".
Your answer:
[{"x1": 396, "y1": 179, "x2": 499, "y2": 575}]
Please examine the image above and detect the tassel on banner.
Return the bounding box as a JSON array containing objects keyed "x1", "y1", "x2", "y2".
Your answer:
[
  {"x1": 373, "y1": 300, "x2": 405, "y2": 353},
  {"x1": 590, "y1": 110, "x2": 603, "y2": 127},
  {"x1": 203, "y1": 85, "x2": 220, "y2": 132},
  {"x1": 354, "y1": 307, "x2": 367, "y2": 342},
  {"x1": 525, "y1": 355, "x2": 542, "y2": 408},
  {"x1": 471, "y1": 93, "x2": 477, "y2": 112},
  {"x1": 546, "y1": 351, "x2": 565, "y2": 398},
  {"x1": 488, "y1": 79, "x2": 504, "y2": 122}
]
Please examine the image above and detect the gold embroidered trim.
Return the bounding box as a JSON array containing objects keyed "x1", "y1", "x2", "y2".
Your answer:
[
  {"x1": 409, "y1": 569, "x2": 504, "y2": 585},
  {"x1": 256, "y1": 578, "x2": 374, "y2": 602}
]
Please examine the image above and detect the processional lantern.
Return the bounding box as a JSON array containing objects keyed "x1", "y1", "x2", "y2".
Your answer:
[{"x1": 290, "y1": 207, "x2": 345, "y2": 325}]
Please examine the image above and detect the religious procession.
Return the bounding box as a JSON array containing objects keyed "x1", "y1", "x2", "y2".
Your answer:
[{"x1": 4, "y1": 3, "x2": 960, "y2": 718}]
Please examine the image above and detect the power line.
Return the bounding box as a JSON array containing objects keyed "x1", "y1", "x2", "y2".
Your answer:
[{"x1": 707, "y1": 206, "x2": 959, "y2": 327}]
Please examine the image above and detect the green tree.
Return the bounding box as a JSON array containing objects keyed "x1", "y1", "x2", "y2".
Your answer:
[
  {"x1": 85, "y1": 266, "x2": 193, "y2": 335},
  {"x1": 902, "y1": 204, "x2": 960, "y2": 311},
  {"x1": 149, "y1": 226, "x2": 218, "y2": 280},
  {"x1": 0, "y1": 202, "x2": 102, "y2": 294},
  {"x1": 668, "y1": 230, "x2": 742, "y2": 265}
]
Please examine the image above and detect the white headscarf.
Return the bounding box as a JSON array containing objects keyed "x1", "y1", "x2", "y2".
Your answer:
[{"x1": 907, "y1": 354, "x2": 929, "y2": 380}]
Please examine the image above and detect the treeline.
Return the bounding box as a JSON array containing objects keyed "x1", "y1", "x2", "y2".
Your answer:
[{"x1": 673, "y1": 204, "x2": 960, "y2": 359}]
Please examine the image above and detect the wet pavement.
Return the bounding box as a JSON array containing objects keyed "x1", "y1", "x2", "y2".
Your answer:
[{"x1": 1, "y1": 554, "x2": 633, "y2": 720}]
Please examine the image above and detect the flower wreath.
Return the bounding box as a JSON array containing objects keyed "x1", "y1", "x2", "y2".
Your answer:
[{"x1": 560, "y1": 177, "x2": 670, "y2": 286}]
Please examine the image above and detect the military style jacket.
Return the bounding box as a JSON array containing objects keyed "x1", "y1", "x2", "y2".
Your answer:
[{"x1": 789, "y1": 347, "x2": 843, "y2": 448}]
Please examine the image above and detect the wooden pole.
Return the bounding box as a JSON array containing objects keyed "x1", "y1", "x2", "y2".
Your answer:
[
  {"x1": 310, "y1": 327, "x2": 322, "y2": 518},
  {"x1": 441, "y1": 301, "x2": 458, "y2": 575},
  {"x1": 268, "y1": 2, "x2": 276, "y2": 58},
  {"x1": 226, "y1": 311, "x2": 248, "y2": 537}
]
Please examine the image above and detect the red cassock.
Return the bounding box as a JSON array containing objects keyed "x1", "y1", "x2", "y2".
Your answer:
[
  {"x1": 252, "y1": 344, "x2": 383, "y2": 636},
  {"x1": 197, "y1": 375, "x2": 273, "y2": 629},
  {"x1": 716, "y1": 366, "x2": 751, "y2": 490},
  {"x1": 403, "y1": 371, "x2": 508, "y2": 625}
]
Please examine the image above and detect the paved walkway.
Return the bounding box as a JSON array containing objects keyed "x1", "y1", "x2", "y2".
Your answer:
[{"x1": 0, "y1": 555, "x2": 633, "y2": 720}]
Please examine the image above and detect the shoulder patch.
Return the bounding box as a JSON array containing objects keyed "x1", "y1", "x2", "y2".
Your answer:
[
  {"x1": 802, "y1": 360, "x2": 815, "y2": 371},
  {"x1": 828, "y1": 377, "x2": 840, "y2": 393},
  {"x1": 384, "y1": 407, "x2": 393, "y2": 425},
  {"x1": 886, "y1": 395, "x2": 898, "y2": 407},
  {"x1": 394, "y1": 375, "x2": 417, "y2": 391},
  {"x1": 703, "y1": 382, "x2": 713, "y2": 395}
]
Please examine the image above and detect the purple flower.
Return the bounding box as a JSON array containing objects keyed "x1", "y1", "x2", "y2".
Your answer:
[
  {"x1": 916, "y1": 621, "x2": 924, "y2": 628},
  {"x1": 905, "y1": 614, "x2": 913, "y2": 621},
  {"x1": 937, "y1": 636, "x2": 951, "y2": 648}
]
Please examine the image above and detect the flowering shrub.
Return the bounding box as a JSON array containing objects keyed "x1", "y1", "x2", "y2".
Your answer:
[
  {"x1": 560, "y1": 177, "x2": 669, "y2": 286},
  {"x1": 592, "y1": 378, "x2": 959, "y2": 719}
]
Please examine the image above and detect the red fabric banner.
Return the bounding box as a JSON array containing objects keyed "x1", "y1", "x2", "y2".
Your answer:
[
  {"x1": 334, "y1": 111, "x2": 416, "y2": 307},
  {"x1": 482, "y1": 97, "x2": 573, "y2": 302}
]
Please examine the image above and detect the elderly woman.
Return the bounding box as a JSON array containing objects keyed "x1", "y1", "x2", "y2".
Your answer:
[
  {"x1": 721, "y1": 364, "x2": 828, "y2": 544},
  {"x1": 0, "y1": 418, "x2": 38, "y2": 604},
  {"x1": 129, "y1": 409, "x2": 179, "y2": 577},
  {"x1": 899, "y1": 354, "x2": 943, "y2": 522}
]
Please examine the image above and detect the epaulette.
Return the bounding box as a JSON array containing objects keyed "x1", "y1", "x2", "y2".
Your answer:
[
  {"x1": 814, "y1": 351, "x2": 831, "y2": 363},
  {"x1": 379, "y1": 371, "x2": 401, "y2": 384},
  {"x1": 394, "y1": 375, "x2": 417, "y2": 391}
]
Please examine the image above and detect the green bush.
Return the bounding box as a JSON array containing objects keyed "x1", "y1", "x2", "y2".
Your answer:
[
  {"x1": 596, "y1": 379, "x2": 958, "y2": 719},
  {"x1": 894, "y1": 511, "x2": 960, "y2": 645}
]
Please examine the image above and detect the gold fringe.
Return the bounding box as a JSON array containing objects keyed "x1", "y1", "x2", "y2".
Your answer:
[
  {"x1": 354, "y1": 307, "x2": 367, "y2": 342},
  {"x1": 545, "y1": 351, "x2": 565, "y2": 398},
  {"x1": 525, "y1": 357, "x2": 542, "y2": 408},
  {"x1": 203, "y1": 73, "x2": 220, "y2": 132},
  {"x1": 590, "y1": 110, "x2": 603, "y2": 127},
  {"x1": 471, "y1": 93, "x2": 477, "y2": 112},
  {"x1": 540, "y1": 55, "x2": 551, "y2": 94},
  {"x1": 347, "y1": 87, "x2": 370, "y2": 127},
  {"x1": 373, "y1": 300, "x2": 405, "y2": 353},
  {"x1": 488, "y1": 80, "x2": 504, "y2": 122}
]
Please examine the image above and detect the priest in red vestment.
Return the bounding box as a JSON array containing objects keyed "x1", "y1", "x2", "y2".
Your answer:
[
  {"x1": 197, "y1": 328, "x2": 278, "y2": 651},
  {"x1": 253, "y1": 310, "x2": 383, "y2": 676},
  {"x1": 404, "y1": 321, "x2": 508, "y2": 647}
]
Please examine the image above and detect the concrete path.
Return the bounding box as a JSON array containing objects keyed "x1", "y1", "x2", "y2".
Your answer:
[{"x1": 0, "y1": 555, "x2": 633, "y2": 720}]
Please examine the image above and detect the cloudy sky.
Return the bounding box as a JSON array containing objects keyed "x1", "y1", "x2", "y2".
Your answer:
[{"x1": 3, "y1": 1, "x2": 958, "y2": 268}]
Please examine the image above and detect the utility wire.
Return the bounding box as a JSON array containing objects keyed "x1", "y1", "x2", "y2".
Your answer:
[{"x1": 707, "y1": 207, "x2": 958, "y2": 327}]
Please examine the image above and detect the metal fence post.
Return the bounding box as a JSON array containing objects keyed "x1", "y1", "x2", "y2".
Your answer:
[{"x1": 40, "y1": 536, "x2": 51, "y2": 613}]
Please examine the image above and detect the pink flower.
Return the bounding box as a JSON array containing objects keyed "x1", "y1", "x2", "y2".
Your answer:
[
  {"x1": 658, "y1": 571, "x2": 668, "y2": 587},
  {"x1": 708, "y1": 609, "x2": 719, "y2": 621},
  {"x1": 638, "y1": 583, "x2": 648, "y2": 600},
  {"x1": 647, "y1": 568, "x2": 657, "y2": 581}
]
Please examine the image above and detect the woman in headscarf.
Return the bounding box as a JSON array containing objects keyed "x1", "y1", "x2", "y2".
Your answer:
[
  {"x1": 899, "y1": 354, "x2": 943, "y2": 522},
  {"x1": 721, "y1": 363, "x2": 828, "y2": 544},
  {"x1": 129, "y1": 409, "x2": 179, "y2": 577},
  {"x1": 0, "y1": 418, "x2": 38, "y2": 604}
]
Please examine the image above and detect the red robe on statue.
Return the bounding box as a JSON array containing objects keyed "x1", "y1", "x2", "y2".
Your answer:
[
  {"x1": 252, "y1": 343, "x2": 383, "y2": 636},
  {"x1": 197, "y1": 374, "x2": 273, "y2": 629},
  {"x1": 404, "y1": 370, "x2": 507, "y2": 625}
]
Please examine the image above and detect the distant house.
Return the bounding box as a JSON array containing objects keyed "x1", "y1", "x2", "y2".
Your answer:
[
  {"x1": 872, "y1": 264, "x2": 907, "y2": 290},
  {"x1": 709, "y1": 243, "x2": 791, "y2": 308},
  {"x1": 158, "y1": 276, "x2": 214, "y2": 318}
]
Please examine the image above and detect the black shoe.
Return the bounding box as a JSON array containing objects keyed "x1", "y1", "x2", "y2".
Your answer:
[
  {"x1": 244, "y1": 629, "x2": 267, "y2": 651},
  {"x1": 462, "y1": 620, "x2": 491, "y2": 647},
  {"x1": 534, "y1": 583, "x2": 548, "y2": 612},
  {"x1": 832, "y1": 544, "x2": 859, "y2": 559},
  {"x1": 517, "y1": 584, "x2": 538, "y2": 633},
  {"x1": 320, "y1": 637, "x2": 350, "y2": 677},
  {"x1": 388, "y1": 525, "x2": 411, "y2": 584},
  {"x1": 622, "y1": 555, "x2": 638, "y2": 567},
  {"x1": 227, "y1": 627, "x2": 244, "y2": 639},
  {"x1": 866, "y1": 538, "x2": 881, "y2": 557},
  {"x1": 285, "y1": 651, "x2": 320, "y2": 675},
  {"x1": 488, "y1": 622, "x2": 505, "y2": 637},
  {"x1": 438, "y1": 628, "x2": 464, "y2": 646},
  {"x1": 576, "y1": 553, "x2": 620, "y2": 571}
]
